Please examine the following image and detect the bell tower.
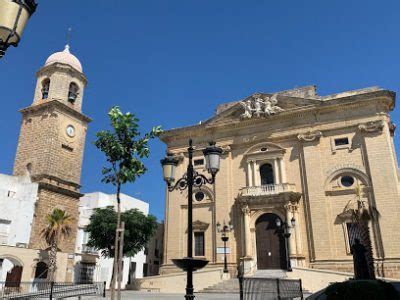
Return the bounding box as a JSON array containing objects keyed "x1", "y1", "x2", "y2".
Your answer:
[{"x1": 13, "y1": 44, "x2": 91, "y2": 278}]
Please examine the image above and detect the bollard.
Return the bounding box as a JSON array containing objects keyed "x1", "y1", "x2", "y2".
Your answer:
[{"x1": 49, "y1": 281, "x2": 54, "y2": 300}]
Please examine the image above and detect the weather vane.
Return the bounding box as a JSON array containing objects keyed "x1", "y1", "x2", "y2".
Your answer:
[{"x1": 66, "y1": 27, "x2": 72, "y2": 47}]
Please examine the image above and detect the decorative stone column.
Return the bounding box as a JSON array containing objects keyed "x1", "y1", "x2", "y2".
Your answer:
[
  {"x1": 247, "y1": 161, "x2": 253, "y2": 187},
  {"x1": 279, "y1": 157, "x2": 287, "y2": 184},
  {"x1": 254, "y1": 162, "x2": 261, "y2": 186},
  {"x1": 273, "y1": 159, "x2": 280, "y2": 184},
  {"x1": 284, "y1": 203, "x2": 296, "y2": 258},
  {"x1": 242, "y1": 205, "x2": 251, "y2": 257},
  {"x1": 241, "y1": 204, "x2": 253, "y2": 274},
  {"x1": 293, "y1": 209, "x2": 303, "y2": 255}
]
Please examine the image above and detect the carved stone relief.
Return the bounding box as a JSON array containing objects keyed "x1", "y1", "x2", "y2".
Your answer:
[{"x1": 240, "y1": 93, "x2": 284, "y2": 119}]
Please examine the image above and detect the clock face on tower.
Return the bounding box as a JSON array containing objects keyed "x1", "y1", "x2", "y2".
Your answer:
[{"x1": 66, "y1": 125, "x2": 75, "y2": 137}]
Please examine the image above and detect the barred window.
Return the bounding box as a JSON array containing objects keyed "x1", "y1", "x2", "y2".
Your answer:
[{"x1": 194, "y1": 232, "x2": 205, "y2": 256}]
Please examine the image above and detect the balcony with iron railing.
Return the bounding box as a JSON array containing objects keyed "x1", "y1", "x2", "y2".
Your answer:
[
  {"x1": 81, "y1": 245, "x2": 98, "y2": 255},
  {"x1": 239, "y1": 183, "x2": 297, "y2": 197}
]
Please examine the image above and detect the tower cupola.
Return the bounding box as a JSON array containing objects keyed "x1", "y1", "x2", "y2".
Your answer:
[{"x1": 32, "y1": 44, "x2": 87, "y2": 112}]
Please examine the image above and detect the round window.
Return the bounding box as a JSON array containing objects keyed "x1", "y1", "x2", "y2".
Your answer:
[
  {"x1": 341, "y1": 176, "x2": 354, "y2": 187},
  {"x1": 195, "y1": 191, "x2": 205, "y2": 202}
]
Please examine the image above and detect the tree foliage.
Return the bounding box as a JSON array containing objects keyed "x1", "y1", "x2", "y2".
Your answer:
[
  {"x1": 94, "y1": 106, "x2": 163, "y2": 186},
  {"x1": 85, "y1": 206, "x2": 158, "y2": 258}
]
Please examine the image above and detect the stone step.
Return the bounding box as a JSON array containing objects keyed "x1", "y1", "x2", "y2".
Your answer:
[
  {"x1": 199, "y1": 279, "x2": 240, "y2": 293},
  {"x1": 253, "y1": 269, "x2": 287, "y2": 279}
]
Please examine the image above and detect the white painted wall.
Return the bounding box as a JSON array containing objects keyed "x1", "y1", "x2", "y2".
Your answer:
[
  {"x1": 0, "y1": 174, "x2": 38, "y2": 247},
  {"x1": 75, "y1": 192, "x2": 149, "y2": 289}
]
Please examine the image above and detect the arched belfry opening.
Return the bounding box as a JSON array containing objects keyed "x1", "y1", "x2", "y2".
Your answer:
[{"x1": 255, "y1": 213, "x2": 286, "y2": 269}]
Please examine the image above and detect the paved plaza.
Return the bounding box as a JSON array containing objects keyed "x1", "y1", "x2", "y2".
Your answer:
[{"x1": 84, "y1": 292, "x2": 240, "y2": 300}]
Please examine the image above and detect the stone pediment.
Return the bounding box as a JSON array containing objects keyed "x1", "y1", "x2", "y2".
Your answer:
[{"x1": 203, "y1": 93, "x2": 319, "y2": 127}]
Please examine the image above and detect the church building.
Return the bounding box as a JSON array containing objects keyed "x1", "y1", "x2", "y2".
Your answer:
[
  {"x1": 160, "y1": 85, "x2": 400, "y2": 279},
  {"x1": 0, "y1": 44, "x2": 90, "y2": 283}
]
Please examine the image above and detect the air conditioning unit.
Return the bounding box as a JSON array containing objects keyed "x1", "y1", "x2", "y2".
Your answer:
[{"x1": 16, "y1": 243, "x2": 28, "y2": 248}]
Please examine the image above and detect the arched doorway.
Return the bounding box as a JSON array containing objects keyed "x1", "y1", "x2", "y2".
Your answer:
[
  {"x1": 34, "y1": 261, "x2": 48, "y2": 280},
  {"x1": 0, "y1": 258, "x2": 23, "y2": 288},
  {"x1": 255, "y1": 213, "x2": 286, "y2": 269}
]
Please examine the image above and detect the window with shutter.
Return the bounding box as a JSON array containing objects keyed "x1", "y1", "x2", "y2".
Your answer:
[{"x1": 194, "y1": 232, "x2": 205, "y2": 256}]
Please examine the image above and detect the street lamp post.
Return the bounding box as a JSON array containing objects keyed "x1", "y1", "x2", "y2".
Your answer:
[
  {"x1": 0, "y1": 0, "x2": 37, "y2": 58},
  {"x1": 161, "y1": 139, "x2": 222, "y2": 300},
  {"x1": 216, "y1": 221, "x2": 233, "y2": 273},
  {"x1": 275, "y1": 217, "x2": 295, "y2": 272}
]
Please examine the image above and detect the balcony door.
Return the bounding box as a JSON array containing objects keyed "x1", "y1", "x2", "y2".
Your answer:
[
  {"x1": 260, "y1": 163, "x2": 274, "y2": 185},
  {"x1": 255, "y1": 213, "x2": 286, "y2": 269}
]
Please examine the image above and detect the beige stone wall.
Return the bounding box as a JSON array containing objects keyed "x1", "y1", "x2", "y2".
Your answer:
[
  {"x1": 29, "y1": 188, "x2": 79, "y2": 254},
  {"x1": 13, "y1": 102, "x2": 88, "y2": 185},
  {"x1": 160, "y1": 87, "x2": 400, "y2": 278},
  {"x1": 0, "y1": 245, "x2": 69, "y2": 282}
]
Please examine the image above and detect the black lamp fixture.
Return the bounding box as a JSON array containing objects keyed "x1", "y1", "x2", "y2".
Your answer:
[
  {"x1": 161, "y1": 139, "x2": 222, "y2": 300},
  {"x1": 216, "y1": 221, "x2": 233, "y2": 273},
  {"x1": 0, "y1": 0, "x2": 37, "y2": 58},
  {"x1": 275, "y1": 216, "x2": 295, "y2": 272}
]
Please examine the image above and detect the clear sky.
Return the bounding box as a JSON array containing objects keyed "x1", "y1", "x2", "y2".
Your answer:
[{"x1": 1, "y1": 0, "x2": 399, "y2": 221}]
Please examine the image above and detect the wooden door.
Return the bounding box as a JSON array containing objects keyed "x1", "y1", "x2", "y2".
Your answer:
[
  {"x1": 5, "y1": 266, "x2": 23, "y2": 287},
  {"x1": 255, "y1": 213, "x2": 286, "y2": 269}
]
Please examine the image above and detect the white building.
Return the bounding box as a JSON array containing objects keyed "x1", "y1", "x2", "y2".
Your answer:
[
  {"x1": 0, "y1": 173, "x2": 38, "y2": 282},
  {"x1": 74, "y1": 192, "x2": 149, "y2": 289}
]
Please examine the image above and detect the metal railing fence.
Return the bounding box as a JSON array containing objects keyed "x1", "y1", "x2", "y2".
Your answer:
[
  {"x1": 238, "y1": 276, "x2": 303, "y2": 300},
  {"x1": 0, "y1": 281, "x2": 106, "y2": 299}
]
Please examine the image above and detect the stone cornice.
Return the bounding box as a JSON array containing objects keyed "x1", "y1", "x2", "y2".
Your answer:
[
  {"x1": 160, "y1": 90, "x2": 395, "y2": 144},
  {"x1": 19, "y1": 100, "x2": 92, "y2": 123},
  {"x1": 32, "y1": 173, "x2": 81, "y2": 189},
  {"x1": 36, "y1": 63, "x2": 87, "y2": 85},
  {"x1": 38, "y1": 182, "x2": 83, "y2": 199}
]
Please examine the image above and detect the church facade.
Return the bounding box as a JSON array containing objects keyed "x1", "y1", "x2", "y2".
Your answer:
[{"x1": 160, "y1": 86, "x2": 400, "y2": 279}]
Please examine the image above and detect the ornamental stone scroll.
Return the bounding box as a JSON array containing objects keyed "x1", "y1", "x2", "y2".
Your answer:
[
  {"x1": 358, "y1": 120, "x2": 385, "y2": 133},
  {"x1": 297, "y1": 130, "x2": 323, "y2": 143}
]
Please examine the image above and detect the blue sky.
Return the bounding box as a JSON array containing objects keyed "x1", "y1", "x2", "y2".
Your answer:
[{"x1": 1, "y1": 0, "x2": 399, "y2": 221}]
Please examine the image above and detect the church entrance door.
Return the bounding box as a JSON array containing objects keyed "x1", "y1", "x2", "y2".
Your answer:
[{"x1": 255, "y1": 213, "x2": 286, "y2": 269}]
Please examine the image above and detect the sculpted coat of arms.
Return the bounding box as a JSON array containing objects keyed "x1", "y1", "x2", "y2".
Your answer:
[{"x1": 240, "y1": 93, "x2": 284, "y2": 119}]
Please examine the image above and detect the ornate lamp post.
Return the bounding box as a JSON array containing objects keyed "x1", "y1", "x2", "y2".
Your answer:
[
  {"x1": 0, "y1": 0, "x2": 37, "y2": 58},
  {"x1": 161, "y1": 139, "x2": 222, "y2": 300},
  {"x1": 275, "y1": 217, "x2": 295, "y2": 272},
  {"x1": 216, "y1": 221, "x2": 233, "y2": 273}
]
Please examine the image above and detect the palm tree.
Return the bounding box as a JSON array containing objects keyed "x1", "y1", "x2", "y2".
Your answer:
[
  {"x1": 41, "y1": 208, "x2": 73, "y2": 282},
  {"x1": 351, "y1": 182, "x2": 375, "y2": 279}
]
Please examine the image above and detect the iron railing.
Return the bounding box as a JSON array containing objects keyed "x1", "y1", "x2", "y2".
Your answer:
[
  {"x1": 240, "y1": 277, "x2": 303, "y2": 300},
  {"x1": 0, "y1": 281, "x2": 106, "y2": 299},
  {"x1": 237, "y1": 263, "x2": 303, "y2": 300}
]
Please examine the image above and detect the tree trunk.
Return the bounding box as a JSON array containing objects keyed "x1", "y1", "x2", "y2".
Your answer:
[
  {"x1": 111, "y1": 183, "x2": 122, "y2": 300},
  {"x1": 48, "y1": 241, "x2": 58, "y2": 282},
  {"x1": 358, "y1": 219, "x2": 375, "y2": 279}
]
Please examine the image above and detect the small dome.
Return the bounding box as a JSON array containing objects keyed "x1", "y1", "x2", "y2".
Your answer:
[{"x1": 44, "y1": 45, "x2": 83, "y2": 72}]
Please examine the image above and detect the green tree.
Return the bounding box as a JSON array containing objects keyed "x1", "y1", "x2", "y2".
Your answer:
[
  {"x1": 41, "y1": 208, "x2": 73, "y2": 282},
  {"x1": 94, "y1": 106, "x2": 162, "y2": 297},
  {"x1": 86, "y1": 207, "x2": 158, "y2": 258}
]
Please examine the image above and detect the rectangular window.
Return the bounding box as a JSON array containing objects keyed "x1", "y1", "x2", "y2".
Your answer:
[
  {"x1": 0, "y1": 219, "x2": 11, "y2": 245},
  {"x1": 194, "y1": 232, "x2": 205, "y2": 256},
  {"x1": 194, "y1": 159, "x2": 204, "y2": 166},
  {"x1": 334, "y1": 137, "x2": 349, "y2": 147}
]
